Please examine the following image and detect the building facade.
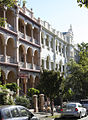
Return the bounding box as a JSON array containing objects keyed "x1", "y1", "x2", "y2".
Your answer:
[
  {"x1": 40, "y1": 21, "x2": 76, "y2": 73},
  {"x1": 0, "y1": 5, "x2": 41, "y2": 95},
  {"x1": 0, "y1": 5, "x2": 78, "y2": 95}
]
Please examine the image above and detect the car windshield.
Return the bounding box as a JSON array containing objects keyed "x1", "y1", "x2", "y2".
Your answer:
[{"x1": 63, "y1": 104, "x2": 76, "y2": 109}]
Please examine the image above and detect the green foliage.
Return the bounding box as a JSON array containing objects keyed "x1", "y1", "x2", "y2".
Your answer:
[
  {"x1": 27, "y1": 88, "x2": 40, "y2": 98},
  {"x1": 64, "y1": 43, "x2": 88, "y2": 101},
  {"x1": 38, "y1": 70, "x2": 64, "y2": 100},
  {"x1": 15, "y1": 96, "x2": 30, "y2": 108},
  {"x1": 5, "y1": 83, "x2": 20, "y2": 93},
  {"x1": 77, "y1": 0, "x2": 88, "y2": 8},
  {"x1": 0, "y1": 0, "x2": 16, "y2": 8}
]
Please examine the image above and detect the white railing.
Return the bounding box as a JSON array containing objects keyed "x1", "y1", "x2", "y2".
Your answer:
[
  {"x1": 19, "y1": 31, "x2": 24, "y2": 39},
  {"x1": 34, "y1": 64, "x2": 40, "y2": 70},
  {"x1": 7, "y1": 23, "x2": 14, "y2": 31},
  {"x1": 26, "y1": 35, "x2": 32, "y2": 42},
  {"x1": 0, "y1": 55, "x2": 4, "y2": 62},
  {"x1": 27, "y1": 63, "x2": 32, "y2": 69},
  {"x1": 7, "y1": 56, "x2": 15, "y2": 63},
  {"x1": 19, "y1": 62, "x2": 25, "y2": 68}
]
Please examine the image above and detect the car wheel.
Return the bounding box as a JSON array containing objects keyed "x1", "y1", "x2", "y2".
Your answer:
[
  {"x1": 85, "y1": 111, "x2": 87, "y2": 117},
  {"x1": 79, "y1": 112, "x2": 82, "y2": 119}
]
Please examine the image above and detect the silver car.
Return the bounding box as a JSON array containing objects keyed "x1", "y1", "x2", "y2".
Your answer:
[
  {"x1": 0, "y1": 105, "x2": 39, "y2": 120},
  {"x1": 61, "y1": 102, "x2": 87, "y2": 118}
]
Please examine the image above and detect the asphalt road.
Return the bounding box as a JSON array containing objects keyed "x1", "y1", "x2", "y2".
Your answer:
[{"x1": 34, "y1": 112, "x2": 88, "y2": 120}]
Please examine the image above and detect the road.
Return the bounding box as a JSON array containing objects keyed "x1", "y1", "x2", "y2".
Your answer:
[
  {"x1": 39, "y1": 115, "x2": 88, "y2": 120},
  {"x1": 34, "y1": 112, "x2": 88, "y2": 120}
]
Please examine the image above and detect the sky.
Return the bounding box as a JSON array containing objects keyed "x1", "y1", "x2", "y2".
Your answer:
[{"x1": 25, "y1": 0, "x2": 88, "y2": 44}]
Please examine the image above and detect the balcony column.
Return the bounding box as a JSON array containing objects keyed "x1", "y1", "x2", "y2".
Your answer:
[
  {"x1": 3, "y1": 6, "x2": 7, "y2": 29},
  {"x1": 24, "y1": 22, "x2": 27, "y2": 39},
  {"x1": 15, "y1": 7, "x2": 19, "y2": 32},
  {"x1": 48, "y1": 37, "x2": 50, "y2": 49},
  {"x1": 64, "y1": 45, "x2": 67, "y2": 58},
  {"x1": 61, "y1": 43, "x2": 63, "y2": 55},
  {"x1": 4, "y1": 44, "x2": 7, "y2": 62},
  {"x1": 24, "y1": 53, "x2": 27, "y2": 68},
  {"x1": 32, "y1": 53, "x2": 34, "y2": 69},
  {"x1": 43, "y1": 34, "x2": 46, "y2": 46},
  {"x1": 16, "y1": 36, "x2": 19, "y2": 64},
  {"x1": 31, "y1": 26, "x2": 34, "y2": 43},
  {"x1": 23, "y1": 78, "x2": 27, "y2": 95},
  {"x1": 16, "y1": 78, "x2": 19, "y2": 96}
]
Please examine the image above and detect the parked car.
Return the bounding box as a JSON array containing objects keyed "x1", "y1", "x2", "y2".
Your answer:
[
  {"x1": 61, "y1": 102, "x2": 87, "y2": 119},
  {"x1": 80, "y1": 99, "x2": 88, "y2": 113},
  {"x1": 0, "y1": 105, "x2": 39, "y2": 120}
]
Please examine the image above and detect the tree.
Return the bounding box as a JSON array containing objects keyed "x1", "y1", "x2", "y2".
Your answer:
[
  {"x1": 77, "y1": 0, "x2": 88, "y2": 8},
  {"x1": 38, "y1": 70, "x2": 64, "y2": 116},
  {"x1": 0, "y1": 0, "x2": 16, "y2": 8},
  {"x1": 27, "y1": 88, "x2": 40, "y2": 98},
  {"x1": 64, "y1": 42, "x2": 88, "y2": 101}
]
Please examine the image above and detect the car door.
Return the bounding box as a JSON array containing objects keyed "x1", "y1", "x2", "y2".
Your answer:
[
  {"x1": 10, "y1": 107, "x2": 23, "y2": 120},
  {"x1": 2, "y1": 108, "x2": 12, "y2": 120},
  {"x1": 18, "y1": 107, "x2": 32, "y2": 120}
]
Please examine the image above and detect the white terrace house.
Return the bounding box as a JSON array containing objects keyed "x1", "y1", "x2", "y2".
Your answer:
[
  {"x1": 0, "y1": 4, "x2": 79, "y2": 96},
  {"x1": 40, "y1": 21, "x2": 77, "y2": 73}
]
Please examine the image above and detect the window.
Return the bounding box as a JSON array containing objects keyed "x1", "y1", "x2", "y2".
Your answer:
[
  {"x1": 3, "y1": 109, "x2": 11, "y2": 119},
  {"x1": 11, "y1": 108, "x2": 20, "y2": 117},
  {"x1": 59, "y1": 43, "x2": 61, "y2": 52},
  {"x1": 19, "y1": 108, "x2": 31, "y2": 118}
]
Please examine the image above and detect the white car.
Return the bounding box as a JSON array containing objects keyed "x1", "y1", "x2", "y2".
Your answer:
[{"x1": 61, "y1": 102, "x2": 87, "y2": 119}]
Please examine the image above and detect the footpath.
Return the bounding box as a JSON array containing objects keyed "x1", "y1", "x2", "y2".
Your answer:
[{"x1": 33, "y1": 112, "x2": 61, "y2": 120}]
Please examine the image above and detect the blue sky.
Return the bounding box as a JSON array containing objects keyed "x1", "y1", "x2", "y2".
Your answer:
[{"x1": 25, "y1": 0, "x2": 88, "y2": 44}]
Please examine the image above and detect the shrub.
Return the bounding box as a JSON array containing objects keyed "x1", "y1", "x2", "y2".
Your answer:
[
  {"x1": 27, "y1": 88, "x2": 40, "y2": 98},
  {"x1": 15, "y1": 96, "x2": 30, "y2": 108}
]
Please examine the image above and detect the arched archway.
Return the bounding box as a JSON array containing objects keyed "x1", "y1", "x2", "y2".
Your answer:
[
  {"x1": 26, "y1": 24, "x2": 32, "y2": 37},
  {"x1": 41, "y1": 32, "x2": 44, "y2": 44},
  {"x1": 34, "y1": 76, "x2": 39, "y2": 88},
  {"x1": 18, "y1": 18, "x2": 24, "y2": 33},
  {"x1": 0, "y1": 70, "x2": 6, "y2": 84},
  {"x1": 33, "y1": 27, "x2": 38, "y2": 40},
  {"x1": 6, "y1": 38, "x2": 15, "y2": 57},
  {"x1": 6, "y1": 8, "x2": 14, "y2": 30},
  {"x1": 30, "y1": 75, "x2": 34, "y2": 88},
  {"x1": 7, "y1": 71, "x2": 16, "y2": 83},
  {"x1": 0, "y1": 34, "x2": 4, "y2": 55},
  {"x1": 19, "y1": 45, "x2": 25, "y2": 62},
  {"x1": 46, "y1": 56, "x2": 50, "y2": 69},
  {"x1": 34, "y1": 50, "x2": 39, "y2": 65},
  {"x1": 26, "y1": 47, "x2": 32, "y2": 63}
]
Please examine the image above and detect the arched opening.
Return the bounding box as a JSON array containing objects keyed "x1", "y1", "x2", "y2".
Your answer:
[
  {"x1": 30, "y1": 75, "x2": 34, "y2": 88},
  {"x1": 26, "y1": 24, "x2": 32, "y2": 37},
  {"x1": 0, "y1": 70, "x2": 5, "y2": 85},
  {"x1": 7, "y1": 71, "x2": 16, "y2": 83},
  {"x1": 51, "y1": 38, "x2": 53, "y2": 49},
  {"x1": 27, "y1": 78, "x2": 30, "y2": 91},
  {"x1": 19, "y1": 45, "x2": 25, "y2": 62},
  {"x1": 41, "y1": 32, "x2": 44, "y2": 44},
  {"x1": 34, "y1": 50, "x2": 39, "y2": 65},
  {"x1": 56, "y1": 40, "x2": 58, "y2": 51},
  {"x1": 26, "y1": 47, "x2": 32, "y2": 63},
  {"x1": 33, "y1": 27, "x2": 39, "y2": 44},
  {"x1": 46, "y1": 34, "x2": 49, "y2": 47},
  {"x1": 0, "y1": 34, "x2": 4, "y2": 55},
  {"x1": 34, "y1": 76, "x2": 39, "y2": 88},
  {"x1": 18, "y1": 18, "x2": 24, "y2": 33},
  {"x1": 59, "y1": 60, "x2": 62, "y2": 72},
  {"x1": 6, "y1": 38, "x2": 15, "y2": 57},
  {"x1": 46, "y1": 56, "x2": 50, "y2": 69},
  {"x1": 6, "y1": 9, "x2": 14, "y2": 30}
]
